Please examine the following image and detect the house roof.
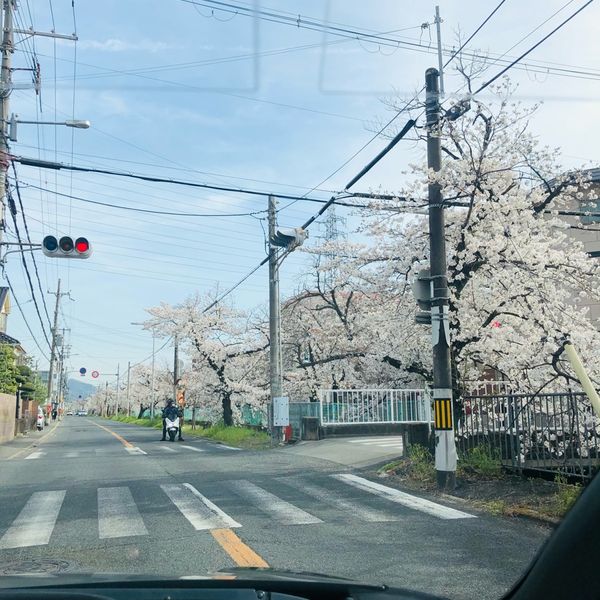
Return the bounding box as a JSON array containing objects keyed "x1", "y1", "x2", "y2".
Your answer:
[{"x1": 0, "y1": 331, "x2": 21, "y2": 346}]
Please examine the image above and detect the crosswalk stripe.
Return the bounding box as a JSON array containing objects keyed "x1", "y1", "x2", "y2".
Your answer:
[
  {"x1": 98, "y1": 487, "x2": 148, "y2": 539},
  {"x1": 161, "y1": 483, "x2": 241, "y2": 530},
  {"x1": 25, "y1": 450, "x2": 45, "y2": 460},
  {"x1": 0, "y1": 491, "x2": 66, "y2": 549},
  {"x1": 180, "y1": 445, "x2": 205, "y2": 453},
  {"x1": 228, "y1": 480, "x2": 322, "y2": 525},
  {"x1": 357, "y1": 441, "x2": 404, "y2": 447},
  {"x1": 158, "y1": 445, "x2": 178, "y2": 453},
  {"x1": 125, "y1": 446, "x2": 147, "y2": 455},
  {"x1": 279, "y1": 477, "x2": 398, "y2": 522},
  {"x1": 333, "y1": 474, "x2": 476, "y2": 520}
]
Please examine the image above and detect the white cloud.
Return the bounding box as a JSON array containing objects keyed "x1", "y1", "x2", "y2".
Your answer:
[{"x1": 78, "y1": 38, "x2": 173, "y2": 53}]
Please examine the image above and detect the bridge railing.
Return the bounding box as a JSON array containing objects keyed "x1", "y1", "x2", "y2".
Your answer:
[{"x1": 318, "y1": 389, "x2": 431, "y2": 426}]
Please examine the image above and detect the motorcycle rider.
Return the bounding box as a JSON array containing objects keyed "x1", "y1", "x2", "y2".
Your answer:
[{"x1": 161, "y1": 399, "x2": 178, "y2": 441}]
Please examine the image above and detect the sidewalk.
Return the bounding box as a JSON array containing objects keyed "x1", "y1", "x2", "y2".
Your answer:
[
  {"x1": 282, "y1": 435, "x2": 405, "y2": 468},
  {"x1": 0, "y1": 419, "x2": 61, "y2": 461}
]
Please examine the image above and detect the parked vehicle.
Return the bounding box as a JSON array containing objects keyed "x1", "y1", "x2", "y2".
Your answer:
[
  {"x1": 66, "y1": 411, "x2": 74, "y2": 416},
  {"x1": 165, "y1": 416, "x2": 180, "y2": 442},
  {"x1": 36, "y1": 408, "x2": 45, "y2": 431}
]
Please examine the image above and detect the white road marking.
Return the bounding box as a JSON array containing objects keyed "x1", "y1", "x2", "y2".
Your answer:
[
  {"x1": 24, "y1": 450, "x2": 45, "y2": 460},
  {"x1": 333, "y1": 474, "x2": 476, "y2": 520},
  {"x1": 214, "y1": 444, "x2": 241, "y2": 451},
  {"x1": 279, "y1": 476, "x2": 398, "y2": 522},
  {"x1": 180, "y1": 445, "x2": 205, "y2": 453},
  {"x1": 157, "y1": 445, "x2": 177, "y2": 453},
  {"x1": 98, "y1": 487, "x2": 148, "y2": 539},
  {"x1": 64, "y1": 451, "x2": 80, "y2": 458},
  {"x1": 125, "y1": 446, "x2": 147, "y2": 455},
  {"x1": 229, "y1": 480, "x2": 322, "y2": 525},
  {"x1": 0, "y1": 490, "x2": 66, "y2": 548},
  {"x1": 347, "y1": 437, "x2": 404, "y2": 443},
  {"x1": 161, "y1": 483, "x2": 240, "y2": 530}
]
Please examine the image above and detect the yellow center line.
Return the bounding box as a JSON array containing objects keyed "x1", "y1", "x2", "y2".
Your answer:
[
  {"x1": 6, "y1": 419, "x2": 62, "y2": 460},
  {"x1": 91, "y1": 420, "x2": 134, "y2": 448},
  {"x1": 211, "y1": 528, "x2": 269, "y2": 568}
]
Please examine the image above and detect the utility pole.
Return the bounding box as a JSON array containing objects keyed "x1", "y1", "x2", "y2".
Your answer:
[
  {"x1": 150, "y1": 331, "x2": 156, "y2": 419},
  {"x1": 173, "y1": 334, "x2": 179, "y2": 404},
  {"x1": 268, "y1": 195, "x2": 283, "y2": 444},
  {"x1": 115, "y1": 363, "x2": 120, "y2": 415},
  {"x1": 104, "y1": 381, "x2": 108, "y2": 417},
  {"x1": 0, "y1": 0, "x2": 13, "y2": 259},
  {"x1": 126, "y1": 361, "x2": 131, "y2": 416},
  {"x1": 434, "y1": 6, "x2": 445, "y2": 97},
  {"x1": 426, "y1": 68, "x2": 456, "y2": 490},
  {"x1": 47, "y1": 279, "x2": 61, "y2": 408}
]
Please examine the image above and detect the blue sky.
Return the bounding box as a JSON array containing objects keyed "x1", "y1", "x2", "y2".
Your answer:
[{"x1": 5, "y1": 0, "x2": 599, "y2": 387}]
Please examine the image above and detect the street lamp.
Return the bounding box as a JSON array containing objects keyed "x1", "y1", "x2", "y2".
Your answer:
[
  {"x1": 131, "y1": 322, "x2": 158, "y2": 419},
  {"x1": 8, "y1": 113, "x2": 91, "y2": 142}
]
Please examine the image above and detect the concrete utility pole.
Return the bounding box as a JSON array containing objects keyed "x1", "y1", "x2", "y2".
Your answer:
[
  {"x1": 47, "y1": 279, "x2": 61, "y2": 407},
  {"x1": 115, "y1": 363, "x2": 120, "y2": 415},
  {"x1": 0, "y1": 0, "x2": 13, "y2": 259},
  {"x1": 173, "y1": 334, "x2": 179, "y2": 404},
  {"x1": 426, "y1": 68, "x2": 457, "y2": 490},
  {"x1": 434, "y1": 6, "x2": 445, "y2": 97},
  {"x1": 268, "y1": 195, "x2": 283, "y2": 444},
  {"x1": 126, "y1": 361, "x2": 131, "y2": 416},
  {"x1": 150, "y1": 332, "x2": 156, "y2": 418},
  {"x1": 104, "y1": 381, "x2": 108, "y2": 417}
]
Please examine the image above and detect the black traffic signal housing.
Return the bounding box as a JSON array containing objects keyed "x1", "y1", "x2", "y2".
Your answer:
[{"x1": 42, "y1": 235, "x2": 92, "y2": 259}]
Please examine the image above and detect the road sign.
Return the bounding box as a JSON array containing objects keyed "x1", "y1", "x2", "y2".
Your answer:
[
  {"x1": 273, "y1": 396, "x2": 289, "y2": 427},
  {"x1": 79, "y1": 367, "x2": 87, "y2": 376},
  {"x1": 91, "y1": 370, "x2": 99, "y2": 379}
]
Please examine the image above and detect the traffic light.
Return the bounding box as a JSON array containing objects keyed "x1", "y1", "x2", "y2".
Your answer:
[
  {"x1": 42, "y1": 235, "x2": 92, "y2": 259},
  {"x1": 412, "y1": 268, "x2": 433, "y2": 325},
  {"x1": 271, "y1": 227, "x2": 308, "y2": 250}
]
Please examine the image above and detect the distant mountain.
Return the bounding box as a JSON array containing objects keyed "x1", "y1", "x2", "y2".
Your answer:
[{"x1": 67, "y1": 378, "x2": 96, "y2": 401}]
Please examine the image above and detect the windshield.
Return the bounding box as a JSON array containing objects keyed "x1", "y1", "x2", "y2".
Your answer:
[{"x1": 0, "y1": 1, "x2": 599, "y2": 599}]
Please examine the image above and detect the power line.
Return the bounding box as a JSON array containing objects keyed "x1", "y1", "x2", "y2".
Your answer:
[
  {"x1": 5, "y1": 274, "x2": 50, "y2": 360},
  {"x1": 177, "y1": 0, "x2": 600, "y2": 82},
  {"x1": 443, "y1": 0, "x2": 509, "y2": 68},
  {"x1": 11, "y1": 167, "x2": 52, "y2": 325},
  {"x1": 6, "y1": 187, "x2": 52, "y2": 347},
  {"x1": 20, "y1": 182, "x2": 268, "y2": 218},
  {"x1": 473, "y1": 0, "x2": 595, "y2": 96}
]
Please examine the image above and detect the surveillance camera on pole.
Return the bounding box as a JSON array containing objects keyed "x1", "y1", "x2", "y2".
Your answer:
[{"x1": 270, "y1": 227, "x2": 308, "y2": 251}]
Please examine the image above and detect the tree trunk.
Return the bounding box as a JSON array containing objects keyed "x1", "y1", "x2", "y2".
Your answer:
[
  {"x1": 138, "y1": 404, "x2": 148, "y2": 418},
  {"x1": 222, "y1": 393, "x2": 233, "y2": 426}
]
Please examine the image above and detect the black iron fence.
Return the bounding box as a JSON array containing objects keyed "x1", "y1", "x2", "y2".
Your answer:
[{"x1": 455, "y1": 392, "x2": 600, "y2": 480}]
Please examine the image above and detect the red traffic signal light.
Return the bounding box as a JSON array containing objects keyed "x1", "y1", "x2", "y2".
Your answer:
[
  {"x1": 75, "y1": 237, "x2": 90, "y2": 253},
  {"x1": 42, "y1": 235, "x2": 92, "y2": 259}
]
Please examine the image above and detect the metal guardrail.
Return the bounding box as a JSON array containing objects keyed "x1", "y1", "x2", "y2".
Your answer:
[
  {"x1": 319, "y1": 389, "x2": 431, "y2": 426},
  {"x1": 456, "y1": 392, "x2": 600, "y2": 480}
]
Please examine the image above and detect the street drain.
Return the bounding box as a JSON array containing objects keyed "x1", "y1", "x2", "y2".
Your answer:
[{"x1": 0, "y1": 559, "x2": 71, "y2": 575}]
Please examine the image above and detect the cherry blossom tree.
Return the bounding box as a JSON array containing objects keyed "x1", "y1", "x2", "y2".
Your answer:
[
  {"x1": 145, "y1": 293, "x2": 269, "y2": 426},
  {"x1": 293, "y1": 79, "x2": 600, "y2": 397}
]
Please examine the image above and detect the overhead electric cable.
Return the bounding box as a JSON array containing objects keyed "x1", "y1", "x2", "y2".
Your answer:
[{"x1": 5, "y1": 274, "x2": 50, "y2": 359}]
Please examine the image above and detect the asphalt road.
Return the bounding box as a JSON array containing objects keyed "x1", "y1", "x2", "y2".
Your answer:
[{"x1": 0, "y1": 417, "x2": 551, "y2": 600}]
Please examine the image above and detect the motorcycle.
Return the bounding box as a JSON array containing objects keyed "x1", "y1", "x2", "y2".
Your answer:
[{"x1": 165, "y1": 416, "x2": 180, "y2": 442}]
